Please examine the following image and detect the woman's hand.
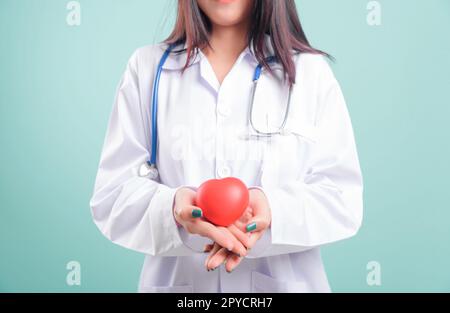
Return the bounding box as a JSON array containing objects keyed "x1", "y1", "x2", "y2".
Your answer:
[
  {"x1": 173, "y1": 187, "x2": 249, "y2": 257},
  {"x1": 204, "y1": 188, "x2": 272, "y2": 272}
]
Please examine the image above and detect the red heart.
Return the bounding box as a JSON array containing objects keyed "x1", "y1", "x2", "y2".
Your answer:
[{"x1": 195, "y1": 177, "x2": 249, "y2": 227}]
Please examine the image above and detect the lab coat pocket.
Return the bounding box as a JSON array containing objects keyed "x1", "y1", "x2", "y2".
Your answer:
[
  {"x1": 261, "y1": 120, "x2": 318, "y2": 185},
  {"x1": 287, "y1": 122, "x2": 319, "y2": 145},
  {"x1": 139, "y1": 284, "x2": 193, "y2": 293},
  {"x1": 251, "y1": 271, "x2": 311, "y2": 293}
]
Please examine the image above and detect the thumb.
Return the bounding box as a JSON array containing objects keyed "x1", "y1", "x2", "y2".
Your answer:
[{"x1": 245, "y1": 218, "x2": 270, "y2": 233}]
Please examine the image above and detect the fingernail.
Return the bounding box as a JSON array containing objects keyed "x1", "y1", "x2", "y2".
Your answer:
[
  {"x1": 192, "y1": 209, "x2": 202, "y2": 218},
  {"x1": 246, "y1": 222, "x2": 257, "y2": 232}
]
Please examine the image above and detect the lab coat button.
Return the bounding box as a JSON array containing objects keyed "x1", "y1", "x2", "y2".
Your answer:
[{"x1": 217, "y1": 166, "x2": 231, "y2": 178}]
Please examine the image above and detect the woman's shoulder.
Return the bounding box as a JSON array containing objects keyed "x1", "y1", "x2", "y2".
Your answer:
[
  {"x1": 295, "y1": 52, "x2": 338, "y2": 86},
  {"x1": 128, "y1": 43, "x2": 168, "y2": 66},
  {"x1": 127, "y1": 42, "x2": 190, "y2": 75},
  {"x1": 295, "y1": 52, "x2": 333, "y2": 73}
]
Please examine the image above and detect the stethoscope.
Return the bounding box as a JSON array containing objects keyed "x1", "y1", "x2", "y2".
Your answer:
[{"x1": 139, "y1": 43, "x2": 293, "y2": 179}]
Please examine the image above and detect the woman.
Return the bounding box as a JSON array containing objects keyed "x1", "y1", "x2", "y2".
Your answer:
[{"x1": 90, "y1": 0, "x2": 363, "y2": 293}]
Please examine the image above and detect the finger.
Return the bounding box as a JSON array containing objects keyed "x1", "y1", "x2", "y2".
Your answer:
[
  {"x1": 245, "y1": 218, "x2": 270, "y2": 233},
  {"x1": 193, "y1": 221, "x2": 235, "y2": 251},
  {"x1": 177, "y1": 205, "x2": 203, "y2": 221},
  {"x1": 225, "y1": 254, "x2": 243, "y2": 273},
  {"x1": 243, "y1": 207, "x2": 253, "y2": 221},
  {"x1": 250, "y1": 197, "x2": 271, "y2": 221},
  {"x1": 237, "y1": 206, "x2": 253, "y2": 222},
  {"x1": 207, "y1": 247, "x2": 230, "y2": 270},
  {"x1": 205, "y1": 243, "x2": 221, "y2": 265},
  {"x1": 233, "y1": 219, "x2": 247, "y2": 232},
  {"x1": 227, "y1": 224, "x2": 251, "y2": 249},
  {"x1": 177, "y1": 187, "x2": 197, "y2": 204},
  {"x1": 203, "y1": 243, "x2": 214, "y2": 253},
  {"x1": 220, "y1": 227, "x2": 247, "y2": 257},
  {"x1": 246, "y1": 230, "x2": 265, "y2": 249},
  {"x1": 191, "y1": 208, "x2": 203, "y2": 218},
  {"x1": 205, "y1": 243, "x2": 221, "y2": 269}
]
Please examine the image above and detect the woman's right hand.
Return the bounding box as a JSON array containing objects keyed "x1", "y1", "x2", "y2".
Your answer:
[{"x1": 173, "y1": 187, "x2": 249, "y2": 257}]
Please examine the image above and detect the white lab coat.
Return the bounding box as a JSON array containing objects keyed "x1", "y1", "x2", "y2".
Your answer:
[{"x1": 90, "y1": 36, "x2": 363, "y2": 293}]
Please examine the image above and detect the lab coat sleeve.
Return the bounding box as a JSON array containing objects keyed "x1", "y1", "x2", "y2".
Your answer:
[
  {"x1": 247, "y1": 58, "x2": 364, "y2": 258},
  {"x1": 89, "y1": 50, "x2": 197, "y2": 257}
]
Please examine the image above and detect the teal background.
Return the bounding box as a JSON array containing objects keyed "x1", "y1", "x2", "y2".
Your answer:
[{"x1": 0, "y1": 0, "x2": 449, "y2": 292}]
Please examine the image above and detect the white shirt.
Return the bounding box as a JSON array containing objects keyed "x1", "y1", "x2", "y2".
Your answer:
[{"x1": 90, "y1": 36, "x2": 364, "y2": 293}]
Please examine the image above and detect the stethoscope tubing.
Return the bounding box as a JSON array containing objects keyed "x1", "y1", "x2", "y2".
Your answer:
[
  {"x1": 146, "y1": 43, "x2": 292, "y2": 175},
  {"x1": 149, "y1": 43, "x2": 176, "y2": 166}
]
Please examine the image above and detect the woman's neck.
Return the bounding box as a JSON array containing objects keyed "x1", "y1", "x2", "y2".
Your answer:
[
  {"x1": 205, "y1": 23, "x2": 249, "y2": 58},
  {"x1": 202, "y1": 22, "x2": 250, "y2": 84}
]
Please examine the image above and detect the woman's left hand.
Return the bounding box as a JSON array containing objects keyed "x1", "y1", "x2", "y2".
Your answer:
[{"x1": 204, "y1": 188, "x2": 271, "y2": 272}]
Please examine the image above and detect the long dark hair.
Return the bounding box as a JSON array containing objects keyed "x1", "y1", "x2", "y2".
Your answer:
[{"x1": 164, "y1": 0, "x2": 329, "y2": 85}]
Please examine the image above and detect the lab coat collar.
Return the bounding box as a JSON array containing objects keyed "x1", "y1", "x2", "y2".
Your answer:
[
  {"x1": 159, "y1": 34, "x2": 278, "y2": 71},
  {"x1": 159, "y1": 42, "x2": 202, "y2": 70}
]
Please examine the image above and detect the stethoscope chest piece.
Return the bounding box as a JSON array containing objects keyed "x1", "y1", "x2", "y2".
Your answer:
[{"x1": 139, "y1": 161, "x2": 159, "y2": 179}]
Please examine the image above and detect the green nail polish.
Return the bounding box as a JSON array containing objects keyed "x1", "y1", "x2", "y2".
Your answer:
[
  {"x1": 246, "y1": 222, "x2": 257, "y2": 232},
  {"x1": 192, "y1": 209, "x2": 202, "y2": 218}
]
